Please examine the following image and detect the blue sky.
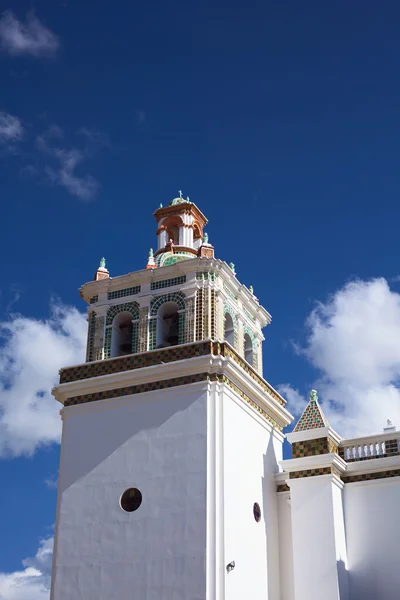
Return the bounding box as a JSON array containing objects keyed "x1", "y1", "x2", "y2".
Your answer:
[{"x1": 2, "y1": 1, "x2": 400, "y2": 597}]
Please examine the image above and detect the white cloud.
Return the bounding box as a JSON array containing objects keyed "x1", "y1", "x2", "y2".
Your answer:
[
  {"x1": 277, "y1": 384, "x2": 307, "y2": 418},
  {"x1": 48, "y1": 148, "x2": 99, "y2": 200},
  {"x1": 37, "y1": 126, "x2": 101, "y2": 200},
  {"x1": 0, "y1": 112, "x2": 24, "y2": 145},
  {"x1": 0, "y1": 537, "x2": 53, "y2": 600},
  {"x1": 285, "y1": 278, "x2": 400, "y2": 438},
  {"x1": 0, "y1": 11, "x2": 59, "y2": 58},
  {"x1": 0, "y1": 302, "x2": 86, "y2": 457}
]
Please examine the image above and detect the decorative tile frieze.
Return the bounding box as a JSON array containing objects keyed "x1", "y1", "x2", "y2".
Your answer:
[
  {"x1": 64, "y1": 372, "x2": 207, "y2": 407},
  {"x1": 60, "y1": 340, "x2": 285, "y2": 409},
  {"x1": 150, "y1": 276, "x2": 186, "y2": 291},
  {"x1": 61, "y1": 341, "x2": 212, "y2": 384},
  {"x1": 292, "y1": 438, "x2": 338, "y2": 458},
  {"x1": 108, "y1": 286, "x2": 140, "y2": 300},
  {"x1": 219, "y1": 343, "x2": 286, "y2": 407},
  {"x1": 290, "y1": 467, "x2": 333, "y2": 479},
  {"x1": 63, "y1": 368, "x2": 282, "y2": 430},
  {"x1": 343, "y1": 469, "x2": 400, "y2": 484}
]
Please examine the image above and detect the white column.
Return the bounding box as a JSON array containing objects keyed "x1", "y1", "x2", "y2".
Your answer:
[
  {"x1": 159, "y1": 229, "x2": 167, "y2": 250},
  {"x1": 288, "y1": 471, "x2": 349, "y2": 600}
]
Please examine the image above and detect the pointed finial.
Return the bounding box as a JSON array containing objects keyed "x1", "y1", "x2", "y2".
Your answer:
[
  {"x1": 187, "y1": 196, "x2": 190, "y2": 202},
  {"x1": 249, "y1": 285, "x2": 254, "y2": 294},
  {"x1": 309, "y1": 389, "x2": 318, "y2": 402},
  {"x1": 146, "y1": 248, "x2": 156, "y2": 269},
  {"x1": 99, "y1": 257, "x2": 106, "y2": 269},
  {"x1": 159, "y1": 202, "x2": 163, "y2": 208},
  {"x1": 203, "y1": 232, "x2": 209, "y2": 244},
  {"x1": 178, "y1": 189, "x2": 183, "y2": 198}
]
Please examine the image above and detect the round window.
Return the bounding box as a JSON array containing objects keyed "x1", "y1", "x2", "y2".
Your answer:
[
  {"x1": 120, "y1": 488, "x2": 142, "y2": 512},
  {"x1": 253, "y1": 502, "x2": 261, "y2": 522}
]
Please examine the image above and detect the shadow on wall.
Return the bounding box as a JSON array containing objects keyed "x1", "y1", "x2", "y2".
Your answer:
[
  {"x1": 60, "y1": 386, "x2": 206, "y2": 492},
  {"x1": 337, "y1": 559, "x2": 349, "y2": 600},
  {"x1": 262, "y1": 434, "x2": 280, "y2": 600}
]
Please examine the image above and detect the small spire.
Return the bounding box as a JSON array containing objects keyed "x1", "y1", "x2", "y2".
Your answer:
[
  {"x1": 293, "y1": 388, "x2": 329, "y2": 432},
  {"x1": 187, "y1": 196, "x2": 190, "y2": 202},
  {"x1": 203, "y1": 232, "x2": 209, "y2": 244},
  {"x1": 159, "y1": 202, "x2": 163, "y2": 208},
  {"x1": 94, "y1": 257, "x2": 109, "y2": 281},
  {"x1": 146, "y1": 248, "x2": 156, "y2": 269}
]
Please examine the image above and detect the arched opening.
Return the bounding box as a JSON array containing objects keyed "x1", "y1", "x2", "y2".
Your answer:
[
  {"x1": 193, "y1": 223, "x2": 201, "y2": 240},
  {"x1": 111, "y1": 312, "x2": 133, "y2": 357},
  {"x1": 244, "y1": 333, "x2": 253, "y2": 365},
  {"x1": 156, "y1": 302, "x2": 180, "y2": 348},
  {"x1": 224, "y1": 313, "x2": 235, "y2": 347},
  {"x1": 162, "y1": 215, "x2": 183, "y2": 245},
  {"x1": 167, "y1": 226, "x2": 179, "y2": 245}
]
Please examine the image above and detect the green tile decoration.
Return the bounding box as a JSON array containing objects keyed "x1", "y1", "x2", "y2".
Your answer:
[
  {"x1": 62, "y1": 367, "x2": 281, "y2": 430},
  {"x1": 86, "y1": 311, "x2": 96, "y2": 362},
  {"x1": 293, "y1": 397, "x2": 326, "y2": 432},
  {"x1": 292, "y1": 438, "x2": 338, "y2": 458},
  {"x1": 60, "y1": 339, "x2": 286, "y2": 408},
  {"x1": 343, "y1": 469, "x2": 400, "y2": 484},
  {"x1": 290, "y1": 467, "x2": 333, "y2": 479},
  {"x1": 106, "y1": 301, "x2": 139, "y2": 326},
  {"x1": 150, "y1": 276, "x2": 186, "y2": 291},
  {"x1": 108, "y1": 286, "x2": 141, "y2": 300},
  {"x1": 243, "y1": 306, "x2": 256, "y2": 322},
  {"x1": 61, "y1": 341, "x2": 213, "y2": 383},
  {"x1": 196, "y1": 272, "x2": 216, "y2": 281},
  {"x1": 223, "y1": 285, "x2": 237, "y2": 303}
]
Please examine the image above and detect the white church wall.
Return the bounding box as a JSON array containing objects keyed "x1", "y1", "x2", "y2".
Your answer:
[
  {"x1": 276, "y1": 492, "x2": 295, "y2": 600},
  {"x1": 221, "y1": 385, "x2": 282, "y2": 600},
  {"x1": 289, "y1": 475, "x2": 345, "y2": 600},
  {"x1": 344, "y1": 477, "x2": 400, "y2": 599},
  {"x1": 51, "y1": 382, "x2": 209, "y2": 600}
]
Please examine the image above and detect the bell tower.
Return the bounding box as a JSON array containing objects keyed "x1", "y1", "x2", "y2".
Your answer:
[{"x1": 50, "y1": 194, "x2": 292, "y2": 600}]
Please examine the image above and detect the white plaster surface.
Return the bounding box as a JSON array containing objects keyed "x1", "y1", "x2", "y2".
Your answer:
[
  {"x1": 222, "y1": 386, "x2": 282, "y2": 600},
  {"x1": 52, "y1": 383, "x2": 208, "y2": 600},
  {"x1": 277, "y1": 493, "x2": 295, "y2": 600},
  {"x1": 289, "y1": 476, "x2": 347, "y2": 600},
  {"x1": 344, "y1": 477, "x2": 400, "y2": 599}
]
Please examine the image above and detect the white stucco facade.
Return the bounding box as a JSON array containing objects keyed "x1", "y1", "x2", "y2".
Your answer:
[{"x1": 50, "y1": 198, "x2": 400, "y2": 599}]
